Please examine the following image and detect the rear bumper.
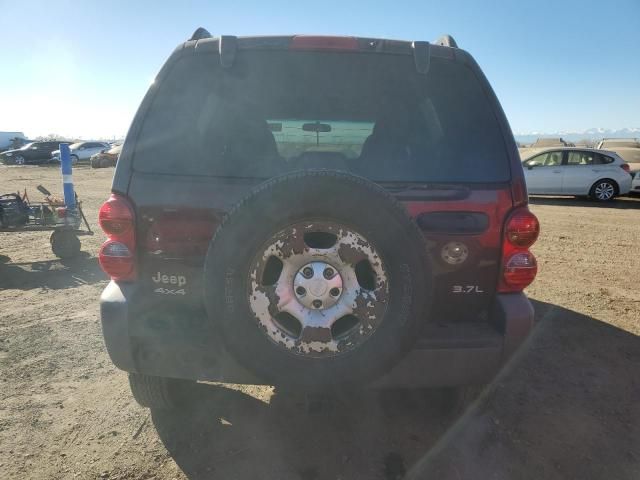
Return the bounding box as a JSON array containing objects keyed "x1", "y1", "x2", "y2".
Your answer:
[
  {"x1": 619, "y1": 176, "x2": 633, "y2": 194},
  {"x1": 100, "y1": 281, "x2": 534, "y2": 388}
]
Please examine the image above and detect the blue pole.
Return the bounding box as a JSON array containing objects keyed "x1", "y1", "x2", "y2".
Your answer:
[{"x1": 59, "y1": 143, "x2": 76, "y2": 210}]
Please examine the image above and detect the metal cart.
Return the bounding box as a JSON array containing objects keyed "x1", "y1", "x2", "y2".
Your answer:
[{"x1": 0, "y1": 185, "x2": 93, "y2": 258}]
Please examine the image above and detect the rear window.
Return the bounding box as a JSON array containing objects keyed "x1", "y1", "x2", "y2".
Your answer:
[{"x1": 133, "y1": 50, "x2": 510, "y2": 182}]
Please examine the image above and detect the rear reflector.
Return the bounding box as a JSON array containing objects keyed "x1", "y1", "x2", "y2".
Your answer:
[
  {"x1": 290, "y1": 36, "x2": 359, "y2": 51},
  {"x1": 621, "y1": 163, "x2": 631, "y2": 173}
]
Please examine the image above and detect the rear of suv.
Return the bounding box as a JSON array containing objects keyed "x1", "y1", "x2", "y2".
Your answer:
[{"x1": 99, "y1": 30, "x2": 539, "y2": 409}]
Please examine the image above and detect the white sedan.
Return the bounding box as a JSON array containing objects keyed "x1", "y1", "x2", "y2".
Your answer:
[{"x1": 523, "y1": 148, "x2": 632, "y2": 201}]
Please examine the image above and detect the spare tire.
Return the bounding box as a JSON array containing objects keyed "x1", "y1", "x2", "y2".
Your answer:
[{"x1": 203, "y1": 170, "x2": 432, "y2": 387}]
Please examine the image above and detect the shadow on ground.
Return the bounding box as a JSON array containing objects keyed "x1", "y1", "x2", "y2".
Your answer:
[
  {"x1": 151, "y1": 300, "x2": 640, "y2": 479},
  {"x1": 0, "y1": 252, "x2": 106, "y2": 290},
  {"x1": 529, "y1": 195, "x2": 640, "y2": 209}
]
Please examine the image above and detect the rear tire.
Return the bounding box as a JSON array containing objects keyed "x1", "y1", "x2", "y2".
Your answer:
[
  {"x1": 50, "y1": 230, "x2": 81, "y2": 258},
  {"x1": 128, "y1": 373, "x2": 188, "y2": 410},
  {"x1": 70, "y1": 155, "x2": 79, "y2": 165},
  {"x1": 589, "y1": 179, "x2": 617, "y2": 202}
]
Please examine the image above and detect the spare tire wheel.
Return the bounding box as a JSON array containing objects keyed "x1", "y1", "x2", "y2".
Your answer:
[{"x1": 204, "y1": 171, "x2": 432, "y2": 387}]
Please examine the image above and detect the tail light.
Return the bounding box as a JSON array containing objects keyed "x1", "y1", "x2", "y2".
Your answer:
[
  {"x1": 498, "y1": 207, "x2": 539, "y2": 292},
  {"x1": 98, "y1": 193, "x2": 136, "y2": 281},
  {"x1": 621, "y1": 163, "x2": 631, "y2": 174}
]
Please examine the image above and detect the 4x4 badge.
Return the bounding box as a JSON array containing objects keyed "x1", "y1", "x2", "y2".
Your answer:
[{"x1": 154, "y1": 287, "x2": 186, "y2": 296}]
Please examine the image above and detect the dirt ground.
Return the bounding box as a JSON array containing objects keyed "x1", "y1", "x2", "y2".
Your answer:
[{"x1": 1, "y1": 164, "x2": 638, "y2": 480}]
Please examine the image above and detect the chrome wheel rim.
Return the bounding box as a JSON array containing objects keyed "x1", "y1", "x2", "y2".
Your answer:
[
  {"x1": 15, "y1": 155, "x2": 25, "y2": 165},
  {"x1": 595, "y1": 182, "x2": 614, "y2": 200},
  {"x1": 248, "y1": 222, "x2": 389, "y2": 358}
]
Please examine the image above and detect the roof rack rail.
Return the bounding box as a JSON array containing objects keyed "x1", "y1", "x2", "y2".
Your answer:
[
  {"x1": 434, "y1": 34, "x2": 458, "y2": 48},
  {"x1": 190, "y1": 27, "x2": 212, "y2": 41}
]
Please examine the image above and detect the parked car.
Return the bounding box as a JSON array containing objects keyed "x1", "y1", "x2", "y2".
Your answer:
[
  {"x1": 98, "y1": 30, "x2": 540, "y2": 410},
  {"x1": 51, "y1": 141, "x2": 110, "y2": 164},
  {"x1": 631, "y1": 171, "x2": 640, "y2": 195},
  {"x1": 523, "y1": 148, "x2": 632, "y2": 201},
  {"x1": 91, "y1": 144, "x2": 122, "y2": 168},
  {"x1": 0, "y1": 141, "x2": 63, "y2": 165},
  {"x1": 596, "y1": 138, "x2": 640, "y2": 172}
]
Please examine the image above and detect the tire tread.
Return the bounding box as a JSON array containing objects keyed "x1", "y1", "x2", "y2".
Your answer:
[{"x1": 128, "y1": 373, "x2": 175, "y2": 409}]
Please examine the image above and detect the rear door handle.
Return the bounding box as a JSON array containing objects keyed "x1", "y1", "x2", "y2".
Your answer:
[{"x1": 553, "y1": 170, "x2": 562, "y2": 173}]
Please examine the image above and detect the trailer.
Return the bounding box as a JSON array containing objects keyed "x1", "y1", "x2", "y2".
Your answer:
[
  {"x1": 0, "y1": 186, "x2": 92, "y2": 258},
  {"x1": 0, "y1": 143, "x2": 93, "y2": 258}
]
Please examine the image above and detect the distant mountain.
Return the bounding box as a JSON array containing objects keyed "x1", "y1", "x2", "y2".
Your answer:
[{"x1": 515, "y1": 128, "x2": 640, "y2": 145}]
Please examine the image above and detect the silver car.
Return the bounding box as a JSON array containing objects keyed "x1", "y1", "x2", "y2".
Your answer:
[
  {"x1": 523, "y1": 147, "x2": 632, "y2": 201},
  {"x1": 51, "y1": 141, "x2": 110, "y2": 164}
]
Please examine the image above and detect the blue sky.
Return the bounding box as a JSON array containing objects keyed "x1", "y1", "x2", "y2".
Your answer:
[{"x1": 1, "y1": 0, "x2": 638, "y2": 139}]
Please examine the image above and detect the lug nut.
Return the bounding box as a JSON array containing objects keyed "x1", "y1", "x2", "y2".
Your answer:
[
  {"x1": 312, "y1": 300, "x2": 323, "y2": 309},
  {"x1": 323, "y1": 267, "x2": 335, "y2": 279},
  {"x1": 296, "y1": 286, "x2": 306, "y2": 296},
  {"x1": 329, "y1": 287, "x2": 340, "y2": 297},
  {"x1": 302, "y1": 267, "x2": 314, "y2": 278}
]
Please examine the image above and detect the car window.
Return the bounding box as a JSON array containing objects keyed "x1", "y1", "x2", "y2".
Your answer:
[
  {"x1": 527, "y1": 151, "x2": 562, "y2": 167},
  {"x1": 597, "y1": 153, "x2": 614, "y2": 164},
  {"x1": 525, "y1": 154, "x2": 545, "y2": 167},
  {"x1": 567, "y1": 151, "x2": 595, "y2": 165},
  {"x1": 133, "y1": 52, "x2": 511, "y2": 182},
  {"x1": 567, "y1": 151, "x2": 615, "y2": 165}
]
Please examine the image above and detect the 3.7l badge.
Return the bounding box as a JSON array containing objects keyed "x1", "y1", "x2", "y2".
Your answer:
[{"x1": 451, "y1": 285, "x2": 484, "y2": 294}]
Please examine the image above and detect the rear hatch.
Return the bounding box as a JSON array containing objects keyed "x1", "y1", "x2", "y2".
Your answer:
[{"x1": 119, "y1": 36, "x2": 524, "y2": 322}]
